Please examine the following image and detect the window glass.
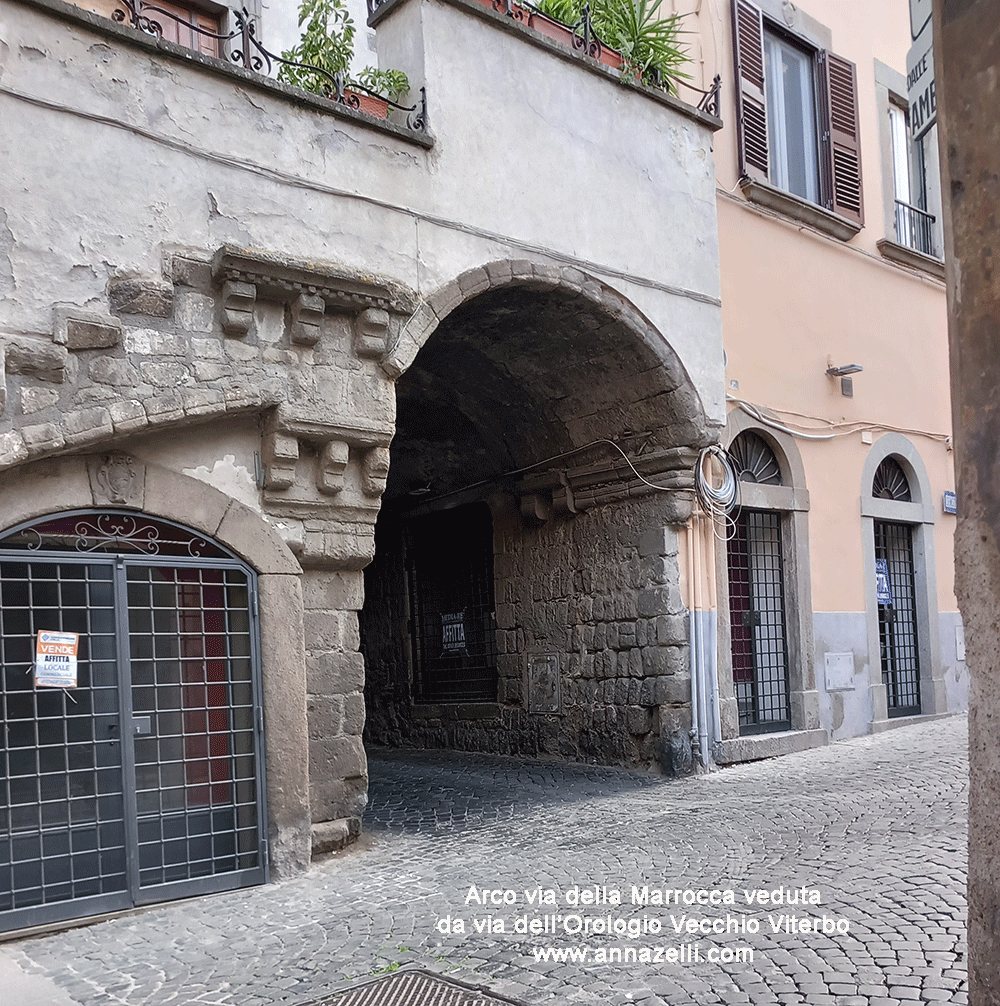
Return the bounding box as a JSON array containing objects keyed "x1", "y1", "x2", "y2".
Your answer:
[
  {"x1": 764, "y1": 32, "x2": 820, "y2": 204},
  {"x1": 888, "y1": 102, "x2": 933, "y2": 253}
]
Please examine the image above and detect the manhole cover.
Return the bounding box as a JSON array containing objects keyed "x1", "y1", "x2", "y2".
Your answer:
[{"x1": 306, "y1": 968, "x2": 528, "y2": 1006}]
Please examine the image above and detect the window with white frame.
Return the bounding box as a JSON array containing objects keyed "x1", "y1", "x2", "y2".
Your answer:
[
  {"x1": 732, "y1": 0, "x2": 864, "y2": 230},
  {"x1": 888, "y1": 102, "x2": 935, "y2": 256}
]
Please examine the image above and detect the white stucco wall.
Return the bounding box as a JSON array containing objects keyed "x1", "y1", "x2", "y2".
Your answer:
[{"x1": 0, "y1": 0, "x2": 724, "y2": 432}]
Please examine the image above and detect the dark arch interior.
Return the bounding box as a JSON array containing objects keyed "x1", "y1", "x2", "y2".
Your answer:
[
  {"x1": 384, "y1": 285, "x2": 690, "y2": 508},
  {"x1": 363, "y1": 282, "x2": 700, "y2": 752}
]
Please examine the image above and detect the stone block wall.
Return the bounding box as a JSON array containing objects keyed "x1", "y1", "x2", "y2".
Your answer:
[
  {"x1": 494, "y1": 495, "x2": 692, "y2": 770},
  {"x1": 304, "y1": 569, "x2": 369, "y2": 845},
  {"x1": 362, "y1": 494, "x2": 693, "y2": 772}
]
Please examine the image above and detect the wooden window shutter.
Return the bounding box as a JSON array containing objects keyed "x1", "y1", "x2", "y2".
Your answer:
[
  {"x1": 732, "y1": 0, "x2": 768, "y2": 183},
  {"x1": 821, "y1": 51, "x2": 864, "y2": 226},
  {"x1": 194, "y1": 11, "x2": 221, "y2": 58}
]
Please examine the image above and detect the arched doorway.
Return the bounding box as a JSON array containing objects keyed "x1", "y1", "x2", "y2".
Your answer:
[
  {"x1": 0, "y1": 510, "x2": 266, "y2": 933},
  {"x1": 872, "y1": 458, "x2": 921, "y2": 715},
  {"x1": 860, "y1": 435, "x2": 945, "y2": 723},
  {"x1": 361, "y1": 270, "x2": 712, "y2": 769},
  {"x1": 726, "y1": 431, "x2": 792, "y2": 732},
  {"x1": 716, "y1": 412, "x2": 818, "y2": 748}
]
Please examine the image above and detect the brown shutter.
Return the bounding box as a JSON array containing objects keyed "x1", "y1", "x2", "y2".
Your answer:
[
  {"x1": 732, "y1": 0, "x2": 768, "y2": 183},
  {"x1": 821, "y1": 51, "x2": 864, "y2": 226},
  {"x1": 194, "y1": 11, "x2": 221, "y2": 58}
]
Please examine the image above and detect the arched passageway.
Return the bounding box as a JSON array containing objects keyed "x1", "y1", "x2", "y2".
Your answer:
[{"x1": 361, "y1": 272, "x2": 713, "y2": 770}]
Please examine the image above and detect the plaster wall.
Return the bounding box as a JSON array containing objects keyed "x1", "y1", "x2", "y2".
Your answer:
[
  {"x1": 717, "y1": 202, "x2": 956, "y2": 619},
  {"x1": 0, "y1": 0, "x2": 724, "y2": 432},
  {"x1": 812, "y1": 612, "x2": 873, "y2": 742},
  {"x1": 692, "y1": 0, "x2": 918, "y2": 259}
]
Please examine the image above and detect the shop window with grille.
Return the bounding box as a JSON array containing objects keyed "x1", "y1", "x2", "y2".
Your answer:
[
  {"x1": 0, "y1": 511, "x2": 266, "y2": 934},
  {"x1": 874, "y1": 520, "x2": 921, "y2": 717},
  {"x1": 728, "y1": 509, "x2": 791, "y2": 733},
  {"x1": 405, "y1": 504, "x2": 498, "y2": 704}
]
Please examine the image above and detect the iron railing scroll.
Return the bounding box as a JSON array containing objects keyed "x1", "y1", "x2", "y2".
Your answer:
[{"x1": 109, "y1": 0, "x2": 428, "y2": 131}]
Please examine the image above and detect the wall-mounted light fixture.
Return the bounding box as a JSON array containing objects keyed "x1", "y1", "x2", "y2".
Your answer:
[{"x1": 826, "y1": 363, "x2": 863, "y2": 397}]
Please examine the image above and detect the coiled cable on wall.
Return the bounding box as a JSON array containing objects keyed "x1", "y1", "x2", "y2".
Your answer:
[{"x1": 695, "y1": 445, "x2": 739, "y2": 538}]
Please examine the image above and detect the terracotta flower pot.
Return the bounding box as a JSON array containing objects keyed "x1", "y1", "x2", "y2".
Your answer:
[
  {"x1": 471, "y1": 0, "x2": 624, "y2": 72},
  {"x1": 527, "y1": 9, "x2": 574, "y2": 44},
  {"x1": 342, "y1": 89, "x2": 389, "y2": 120}
]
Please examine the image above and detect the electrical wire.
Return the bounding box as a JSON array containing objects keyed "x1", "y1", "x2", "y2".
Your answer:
[
  {"x1": 694, "y1": 444, "x2": 739, "y2": 540},
  {"x1": 728, "y1": 395, "x2": 951, "y2": 444}
]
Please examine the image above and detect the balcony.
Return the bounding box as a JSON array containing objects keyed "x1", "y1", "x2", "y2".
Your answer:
[{"x1": 894, "y1": 199, "x2": 936, "y2": 258}]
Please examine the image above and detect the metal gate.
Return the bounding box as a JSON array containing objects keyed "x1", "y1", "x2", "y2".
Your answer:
[
  {"x1": 0, "y1": 511, "x2": 267, "y2": 933},
  {"x1": 728, "y1": 509, "x2": 791, "y2": 733},
  {"x1": 874, "y1": 520, "x2": 921, "y2": 716},
  {"x1": 405, "y1": 504, "x2": 497, "y2": 703}
]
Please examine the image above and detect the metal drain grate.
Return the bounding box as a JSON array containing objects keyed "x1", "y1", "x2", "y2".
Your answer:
[{"x1": 306, "y1": 969, "x2": 527, "y2": 1006}]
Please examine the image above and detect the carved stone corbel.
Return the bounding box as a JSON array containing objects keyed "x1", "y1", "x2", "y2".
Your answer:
[
  {"x1": 353, "y1": 307, "x2": 390, "y2": 359},
  {"x1": 361, "y1": 446, "x2": 390, "y2": 497},
  {"x1": 316, "y1": 440, "x2": 350, "y2": 495},
  {"x1": 263, "y1": 431, "x2": 299, "y2": 489},
  {"x1": 290, "y1": 293, "x2": 325, "y2": 346},
  {"x1": 221, "y1": 279, "x2": 255, "y2": 336},
  {"x1": 520, "y1": 492, "x2": 553, "y2": 524}
]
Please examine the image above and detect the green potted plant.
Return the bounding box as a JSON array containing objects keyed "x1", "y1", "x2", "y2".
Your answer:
[
  {"x1": 529, "y1": 0, "x2": 689, "y2": 88},
  {"x1": 278, "y1": 0, "x2": 410, "y2": 118}
]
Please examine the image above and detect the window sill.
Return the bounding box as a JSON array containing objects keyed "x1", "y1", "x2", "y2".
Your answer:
[
  {"x1": 739, "y1": 178, "x2": 862, "y2": 242},
  {"x1": 876, "y1": 239, "x2": 946, "y2": 280}
]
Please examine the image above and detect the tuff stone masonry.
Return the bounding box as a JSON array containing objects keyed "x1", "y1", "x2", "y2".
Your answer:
[{"x1": 0, "y1": 0, "x2": 723, "y2": 916}]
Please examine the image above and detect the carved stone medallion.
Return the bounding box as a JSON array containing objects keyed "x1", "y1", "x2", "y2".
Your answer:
[{"x1": 89, "y1": 454, "x2": 145, "y2": 507}]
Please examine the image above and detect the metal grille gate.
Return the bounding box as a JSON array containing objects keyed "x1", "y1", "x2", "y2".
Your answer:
[
  {"x1": 405, "y1": 504, "x2": 498, "y2": 704},
  {"x1": 875, "y1": 520, "x2": 921, "y2": 716},
  {"x1": 0, "y1": 512, "x2": 266, "y2": 933},
  {"x1": 728, "y1": 509, "x2": 791, "y2": 732}
]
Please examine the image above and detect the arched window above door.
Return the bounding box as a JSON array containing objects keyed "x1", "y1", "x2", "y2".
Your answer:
[
  {"x1": 729, "y1": 431, "x2": 783, "y2": 486},
  {"x1": 0, "y1": 512, "x2": 232, "y2": 559},
  {"x1": 872, "y1": 457, "x2": 912, "y2": 501}
]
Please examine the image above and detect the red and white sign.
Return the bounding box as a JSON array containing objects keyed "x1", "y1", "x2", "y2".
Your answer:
[{"x1": 35, "y1": 630, "x2": 80, "y2": 689}]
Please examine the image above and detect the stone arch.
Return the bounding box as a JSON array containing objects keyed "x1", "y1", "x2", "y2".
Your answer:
[
  {"x1": 382, "y1": 259, "x2": 710, "y2": 451},
  {"x1": 716, "y1": 410, "x2": 818, "y2": 746},
  {"x1": 362, "y1": 259, "x2": 712, "y2": 771},
  {"x1": 860, "y1": 432, "x2": 934, "y2": 509},
  {"x1": 860, "y1": 434, "x2": 943, "y2": 724},
  {"x1": 0, "y1": 453, "x2": 310, "y2": 878}
]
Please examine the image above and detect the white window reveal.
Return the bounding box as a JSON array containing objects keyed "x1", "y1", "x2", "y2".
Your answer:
[{"x1": 764, "y1": 32, "x2": 820, "y2": 204}]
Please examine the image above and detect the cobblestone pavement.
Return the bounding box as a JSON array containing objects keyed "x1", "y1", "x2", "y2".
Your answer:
[{"x1": 2, "y1": 716, "x2": 968, "y2": 1006}]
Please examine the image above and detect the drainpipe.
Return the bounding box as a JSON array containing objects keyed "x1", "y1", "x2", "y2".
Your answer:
[
  {"x1": 686, "y1": 516, "x2": 702, "y2": 768},
  {"x1": 690, "y1": 507, "x2": 711, "y2": 769}
]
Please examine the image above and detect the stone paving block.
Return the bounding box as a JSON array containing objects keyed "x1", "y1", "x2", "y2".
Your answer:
[{"x1": 0, "y1": 717, "x2": 970, "y2": 1006}]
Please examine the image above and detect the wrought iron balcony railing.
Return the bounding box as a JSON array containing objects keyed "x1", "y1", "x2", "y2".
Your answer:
[
  {"x1": 365, "y1": 0, "x2": 720, "y2": 116},
  {"x1": 108, "y1": 0, "x2": 427, "y2": 130},
  {"x1": 894, "y1": 199, "x2": 936, "y2": 258}
]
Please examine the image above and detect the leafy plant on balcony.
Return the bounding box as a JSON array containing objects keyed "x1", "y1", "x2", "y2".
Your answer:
[
  {"x1": 278, "y1": 0, "x2": 410, "y2": 102},
  {"x1": 532, "y1": 0, "x2": 689, "y2": 88}
]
